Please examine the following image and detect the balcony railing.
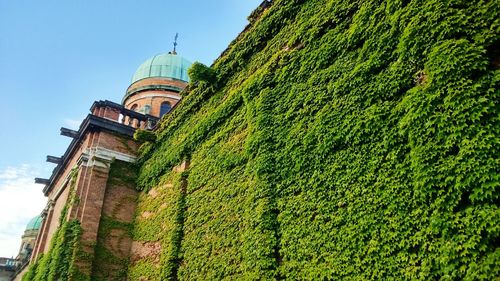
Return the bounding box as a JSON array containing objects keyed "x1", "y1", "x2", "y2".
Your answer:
[{"x1": 90, "y1": 100, "x2": 159, "y2": 130}]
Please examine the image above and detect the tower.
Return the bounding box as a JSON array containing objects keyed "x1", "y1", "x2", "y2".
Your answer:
[
  {"x1": 123, "y1": 52, "x2": 191, "y2": 118},
  {"x1": 17, "y1": 216, "x2": 42, "y2": 264}
]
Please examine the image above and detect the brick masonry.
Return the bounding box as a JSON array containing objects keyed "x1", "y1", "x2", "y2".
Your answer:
[
  {"x1": 24, "y1": 68, "x2": 186, "y2": 280},
  {"x1": 124, "y1": 77, "x2": 188, "y2": 117}
]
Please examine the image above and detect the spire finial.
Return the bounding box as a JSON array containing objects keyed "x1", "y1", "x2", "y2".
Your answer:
[{"x1": 172, "y1": 33, "x2": 178, "y2": 55}]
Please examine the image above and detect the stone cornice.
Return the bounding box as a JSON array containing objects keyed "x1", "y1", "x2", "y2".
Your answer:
[
  {"x1": 80, "y1": 147, "x2": 136, "y2": 169},
  {"x1": 42, "y1": 112, "x2": 138, "y2": 196}
]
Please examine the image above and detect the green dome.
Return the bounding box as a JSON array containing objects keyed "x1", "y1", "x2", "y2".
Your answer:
[
  {"x1": 131, "y1": 53, "x2": 192, "y2": 84},
  {"x1": 26, "y1": 215, "x2": 42, "y2": 231}
]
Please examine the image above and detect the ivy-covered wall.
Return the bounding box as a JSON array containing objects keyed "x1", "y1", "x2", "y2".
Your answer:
[
  {"x1": 91, "y1": 160, "x2": 138, "y2": 281},
  {"x1": 22, "y1": 170, "x2": 89, "y2": 281},
  {"x1": 128, "y1": 169, "x2": 187, "y2": 280},
  {"x1": 133, "y1": 0, "x2": 499, "y2": 280},
  {"x1": 22, "y1": 160, "x2": 139, "y2": 281}
]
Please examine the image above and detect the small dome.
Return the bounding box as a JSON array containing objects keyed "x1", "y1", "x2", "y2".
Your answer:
[
  {"x1": 26, "y1": 215, "x2": 42, "y2": 231},
  {"x1": 131, "y1": 52, "x2": 192, "y2": 84}
]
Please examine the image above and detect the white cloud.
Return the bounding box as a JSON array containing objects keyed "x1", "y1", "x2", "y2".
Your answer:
[
  {"x1": 63, "y1": 118, "x2": 83, "y2": 130},
  {"x1": 0, "y1": 166, "x2": 28, "y2": 180},
  {"x1": 0, "y1": 165, "x2": 46, "y2": 257}
]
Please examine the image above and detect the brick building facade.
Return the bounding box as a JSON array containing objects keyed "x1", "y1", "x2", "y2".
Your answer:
[{"x1": 12, "y1": 52, "x2": 191, "y2": 280}]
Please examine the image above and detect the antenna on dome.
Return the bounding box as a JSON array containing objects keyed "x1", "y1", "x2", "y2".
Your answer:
[{"x1": 172, "y1": 33, "x2": 179, "y2": 55}]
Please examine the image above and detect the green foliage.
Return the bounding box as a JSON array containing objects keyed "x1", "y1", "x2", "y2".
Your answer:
[
  {"x1": 21, "y1": 255, "x2": 39, "y2": 281},
  {"x1": 23, "y1": 220, "x2": 85, "y2": 281},
  {"x1": 128, "y1": 259, "x2": 160, "y2": 281},
  {"x1": 133, "y1": 0, "x2": 499, "y2": 279},
  {"x1": 91, "y1": 216, "x2": 132, "y2": 280},
  {"x1": 22, "y1": 170, "x2": 89, "y2": 281},
  {"x1": 128, "y1": 171, "x2": 187, "y2": 280},
  {"x1": 188, "y1": 62, "x2": 217, "y2": 84},
  {"x1": 92, "y1": 160, "x2": 137, "y2": 280},
  {"x1": 107, "y1": 159, "x2": 138, "y2": 187},
  {"x1": 134, "y1": 129, "x2": 157, "y2": 143}
]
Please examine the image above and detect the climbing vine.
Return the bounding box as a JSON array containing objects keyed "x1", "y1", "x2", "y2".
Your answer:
[
  {"x1": 127, "y1": 170, "x2": 187, "y2": 280},
  {"x1": 22, "y1": 169, "x2": 89, "y2": 281},
  {"x1": 91, "y1": 160, "x2": 137, "y2": 281},
  {"x1": 21, "y1": 0, "x2": 499, "y2": 279},
  {"x1": 133, "y1": 0, "x2": 499, "y2": 280}
]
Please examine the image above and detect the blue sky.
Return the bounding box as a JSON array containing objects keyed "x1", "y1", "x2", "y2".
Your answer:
[{"x1": 0, "y1": 0, "x2": 262, "y2": 257}]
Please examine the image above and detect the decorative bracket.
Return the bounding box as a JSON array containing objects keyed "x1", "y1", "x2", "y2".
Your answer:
[
  {"x1": 60, "y1": 127, "x2": 79, "y2": 138},
  {"x1": 34, "y1": 178, "x2": 50, "y2": 185},
  {"x1": 46, "y1": 155, "x2": 63, "y2": 164}
]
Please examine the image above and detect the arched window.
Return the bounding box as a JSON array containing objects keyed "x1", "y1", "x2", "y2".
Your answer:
[
  {"x1": 130, "y1": 104, "x2": 138, "y2": 111},
  {"x1": 160, "y1": 102, "x2": 172, "y2": 117},
  {"x1": 143, "y1": 105, "x2": 151, "y2": 115}
]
